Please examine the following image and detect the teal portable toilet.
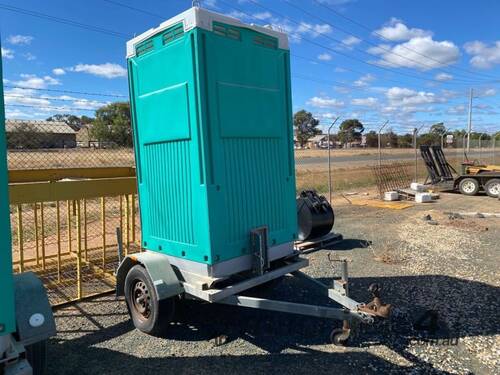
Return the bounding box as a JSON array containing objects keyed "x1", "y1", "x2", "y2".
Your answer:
[{"x1": 127, "y1": 7, "x2": 297, "y2": 278}]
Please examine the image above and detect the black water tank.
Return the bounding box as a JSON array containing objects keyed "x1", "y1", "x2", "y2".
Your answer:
[{"x1": 296, "y1": 190, "x2": 334, "y2": 241}]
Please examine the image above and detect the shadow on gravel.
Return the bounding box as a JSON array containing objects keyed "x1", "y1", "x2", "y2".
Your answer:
[
  {"x1": 319, "y1": 274, "x2": 500, "y2": 373},
  {"x1": 46, "y1": 272, "x2": 498, "y2": 374},
  {"x1": 47, "y1": 323, "x2": 422, "y2": 374},
  {"x1": 324, "y1": 238, "x2": 372, "y2": 251}
]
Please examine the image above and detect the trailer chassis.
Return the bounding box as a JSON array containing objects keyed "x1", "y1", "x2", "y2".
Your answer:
[{"x1": 118, "y1": 250, "x2": 390, "y2": 345}]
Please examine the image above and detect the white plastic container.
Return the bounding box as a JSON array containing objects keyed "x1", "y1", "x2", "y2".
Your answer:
[
  {"x1": 384, "y1": 191, "x2": 400, "y2": 201},
  {"x1": 410, "y1": 182, "x2": 425, "y2": 192},
  {"x1": 415, "y1": 192, "x2": 432, "y2": 203}
]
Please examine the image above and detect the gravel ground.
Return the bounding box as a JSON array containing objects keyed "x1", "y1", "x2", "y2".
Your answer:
[{"x1": 48, "y1": 192, "x2": 499, "y2": 375}]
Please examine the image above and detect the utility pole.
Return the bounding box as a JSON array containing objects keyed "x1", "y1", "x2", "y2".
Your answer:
[{"x1": 467, "y1": 88, "x2": 473, "y2": 153}]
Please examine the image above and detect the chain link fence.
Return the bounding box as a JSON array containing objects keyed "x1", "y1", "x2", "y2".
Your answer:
[
  {"x1": 6, "y1": 119, "x2": 134, "y2": 170},
  {"x1": 7, "y1": 118, "x2": 138, "y2": 305},
  {"x1": 294, "y1": 134, "x2": 500, "y2": 199}
]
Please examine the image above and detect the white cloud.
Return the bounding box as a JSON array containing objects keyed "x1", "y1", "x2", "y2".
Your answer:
[
  {"x1": 1, "y1": 48, "x2": 14, "y2": 59},
  {"x1": 24, "y1": 53, "x2": 36, "y2": 61},
  {"x1": 317, "y1": 53, "x2": 332, "y2": 61},
  {"x1": 446, "y1": 105, "x2": 466, "y2": 115},
  {"x1": 435, "y1": 73, "x2": 453, "y2": 81},
  {"x1": 307, "y1": 96, "x2": 345, "y2": 108},
  {"x1": 369, "y1": 37, "x2": 459, "y2": 70},
  {"x1": 7, "y1": 35, "x2": 33, "y2": 45},
  {"x1": 353, "y1": 73, "x2": 375, "y2": 87},
  {"x1": 295, "y1": 22, "x2": 332, "y2": 38},
  {"x1": 70, "y1": 63, "x2": 127, "y2": 79},
  {"x1": 374, "y1": 18, "x2": 432, "y2": 42},
  {"x1": 342, "y1": 35, "x2": 361, "y2": 47},
  {"x1": 351, "y1": 97, "x2": 378, "y2": 107},
  {"x1": 476, "y1": 88, "x2": 496, "y2": 97},
  {"x1": 204, "y1": 0, "x2": 217, "y2": 8},
  {"x1": 14, "y1": 74, "x2": 60, "y2": 89},
  {"x1": 253, "y1": 12, "x2": 272, "y2": 20},
  {"x1": 52, "y1": 68, "x2": 66, "y2": 76},
  {"x1": 386, "y1": 86, "x2": 444, "y2": 106},
  {"x1": 464, "y1": 41, "x2": 500, "y2": 69}
]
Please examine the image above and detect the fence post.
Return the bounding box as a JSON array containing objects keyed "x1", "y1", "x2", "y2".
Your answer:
[
  {"x1": 56, "y1": 201, "x2": 61, "y2": 283},
  {"x1": 494, "y1": 133, "x2": 500, "y2": 165},
  {"x1": 413, "y1": 124, "x2": 426, "y2": 182},
  {"x1": 101, "y1": 197, "x2": 106, "y2": 272},
  {"x1": 327, "y1": 117, "x2": 340, "y2": 203},
  {"x1": 17, "y1": 205, "x2": 23, "y2": 273},
  {"x1": 478, "y1": 133, "x2": 486, "y2": 163},
  {"x1": 76, "y1": 200, "x2": 82, "y2": 300},
  {"x1": 378, "y1": 120, "x2": 389, "y2": 167}
]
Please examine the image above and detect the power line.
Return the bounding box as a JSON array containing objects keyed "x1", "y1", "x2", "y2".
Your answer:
[
  {"x1": 0, "y1": 2, "x2": 131, "y2": 39},
  {"x1": 284, "y1": 0, "x2": 494, "y2": 83},
  {"x1": 217, "y1": 0, "x2": 480, "y2": 87},
  {"x1": 102, "y1": 0, "x2": 164, "y2": 20},
  {"x1": 6, "y1": 104, "x2": 97, "y2": 112},
  {"x1": 4, "y1": 94, "x2": 110, "y2": 105},
  {"x1": 4, "y1": 85, "x2": 128, "y2": 98},
  {"x1": 311, "y1": 0, "x2": 500, "y2": 81}
]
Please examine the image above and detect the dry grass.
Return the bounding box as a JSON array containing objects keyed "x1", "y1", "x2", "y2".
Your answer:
[{"x1": 8, "y1": 148, "x2": 135, "y2": 170}]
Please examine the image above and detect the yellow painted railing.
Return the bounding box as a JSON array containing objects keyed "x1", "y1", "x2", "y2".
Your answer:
[{"x1": 9, "y1": 167, "x2": 141, "y2": 306}]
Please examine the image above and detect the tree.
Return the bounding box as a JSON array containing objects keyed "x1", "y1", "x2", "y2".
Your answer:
[
  {"x1": 293, "y1": 110, "x2": 321, "y2": 147},
  {"x1": 46, "y1": 114, "x2": 93, "y2": 130},
  {"x1": 429, "y1": 122, "x2": 445, "y2": 135},
  {"x1": 364, "y1": 130, "x2": 378, "y2": 148},
  {"x1": 418, "y1": 132, "x2": 439, "y2": 146},
  {"x1": 398, "y1": 133, "x2": 413, "y2": 148},
  {"x1": 91, "y1": 102, "x2": 132, "y2": 147},
  {"x1": 338, "y1": 119, "x2": 364, "y2": 145}
]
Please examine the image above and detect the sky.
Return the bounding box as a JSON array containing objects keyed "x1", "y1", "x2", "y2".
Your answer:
[{"x1": 0, "y1": 0, "x2": 499, "y2": 135}]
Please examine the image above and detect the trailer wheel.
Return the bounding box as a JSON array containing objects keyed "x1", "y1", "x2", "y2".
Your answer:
[
  {"x1": 124, "y1": 265, "x2": 175, "y2": 336},
  {"x1": 330, "y1": 328, "x2": 350, "y2": 346},
  {"x1": 25, "y1": 340, "x2": 47, "y2": 375},
  {"x1": 458, "y1": 178, "x2": 480, "y2": 196},
  {"x1": 485, "y1": 179, "x2": 500, "y2": 198}
]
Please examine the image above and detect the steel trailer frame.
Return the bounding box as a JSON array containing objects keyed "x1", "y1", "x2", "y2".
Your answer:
[{"x1": 117, "y1": 248, "x2": 383, "y2": 344}]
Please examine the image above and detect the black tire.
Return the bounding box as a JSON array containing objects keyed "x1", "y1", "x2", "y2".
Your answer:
[
  {"x1": 484, "y1": 178, "x2": 500, "y2": 198},
  {"x1": 124, "y1": 265, "x2": 176, "y2": 336},
  {"x1": 458, "y1": 178, "x2": 480, "y2": 196},
  {"x1": 25, "y1": 340, "x2": 47, "y2": 375}
]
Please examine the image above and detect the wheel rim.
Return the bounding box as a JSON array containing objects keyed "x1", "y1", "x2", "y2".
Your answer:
[
  {"x1": 131, "y1": 280, "x2": 151, "y2": 321},
  {"x1": 488, "y1": 182, "x2": 500, "y2": 195},
  {"x1": 462, "y1": 181, "x2": 476, "y2": 193}
]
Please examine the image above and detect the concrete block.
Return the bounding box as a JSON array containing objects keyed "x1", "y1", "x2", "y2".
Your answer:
[
  {"x1": 410, "y1": 182, "x2": 425, "y2": 192},
  {"x1": 415, "y1": 192, "x2": 432, "y2": 203},
  {"x1": 384, "y1": 191, "x2": 400, "y2": 201}
]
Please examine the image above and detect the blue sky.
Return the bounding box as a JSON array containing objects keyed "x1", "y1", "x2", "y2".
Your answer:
[{"x1": 1, "y1": 0, "x2": 499, "y2": 134}]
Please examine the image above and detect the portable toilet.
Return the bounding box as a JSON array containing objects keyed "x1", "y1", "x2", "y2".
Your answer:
[{"x1": 127, "y1": 7, "x2": 297, "y2": 278}]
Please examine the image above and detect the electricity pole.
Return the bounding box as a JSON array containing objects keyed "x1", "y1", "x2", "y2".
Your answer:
[{"x1": 467, "y1": 88, "x2": 473, "y2": 153}]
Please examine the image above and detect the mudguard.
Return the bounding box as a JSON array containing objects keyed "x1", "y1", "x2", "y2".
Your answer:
[
  {"x1": 13, "y1": 272, "x2": 56, "y2": 346},
  {"x1": 116, "y1": 251, "x2": 184, "y2": 301}
]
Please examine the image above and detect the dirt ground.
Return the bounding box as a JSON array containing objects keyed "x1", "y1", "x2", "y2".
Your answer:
[{"x1": 47, "y1": 192, "x2": 499, "y2": 375}]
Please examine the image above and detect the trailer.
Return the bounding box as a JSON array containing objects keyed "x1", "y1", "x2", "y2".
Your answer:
[
  {"x1": 119, "y1": 6, "x2": 390, "y2": 345},
  {"x1": 420, "y1": 145, "x2": 500, "y2": 198},
  {"x1": 0, "y1": 47, "x2": 56, "y2": 375}
]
